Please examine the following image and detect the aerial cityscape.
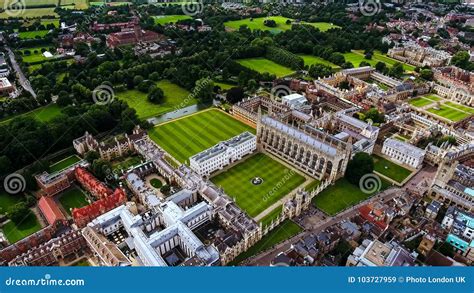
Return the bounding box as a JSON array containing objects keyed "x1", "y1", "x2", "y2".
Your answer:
[{"x1": 0, "y1": 0, "x2": 473, "y2": 269}]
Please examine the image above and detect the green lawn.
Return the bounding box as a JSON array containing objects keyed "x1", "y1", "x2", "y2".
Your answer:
[
  {"x1": 149, "y1": 109, "x2": 255, "y2": 163},
  {"x1": 444, "y1": 101, "x2": 474, "y2": 114},
  {"x1": 313, "y1": 177, "x2": 390, "y2": 215},
  {"x1": 19, "y1": 30, "x2": 50, "y2": 39},
  {"x1": 409, "y1": 97, "x2": 436, "y2": 108},
  {"x1": 259, "y1": 205, "x2": 283, "y2": 227},
  {"x1": 344, "y1": 50, "x2": 415, "y2": 71},
  {"x1": 0, "y1": 104, "x2": 62, "y2": 125},
  {"x1": 423, "y1": 94, "x2": 442, "y2": 102},
  {"x1": 58, "y1": 187, "x2": 89, "y2": 215},
  {"x1": 373, "y1": 155, "x2": 412, "y2": 183},
  {"x1": 153, "y1": 15, "x2": 192, "y2": 25},
  {"x1": 1, "y1": 211, "x2": 42, "y2": 244},
  {"x1": 211, "y1": 153, "x2": 305, "y2": 217},
  {"x1": 304, "y1": 179, "x2": 321, "y2": 192},
  {"x1": 150, "y1": 178, "x2": 163, "y2": 189},
  {"x1": 299, "y1": 54, "x2": 340, "y2": 69},
  {"x1": 237, "y1": 58, "x2": 295, "y2": 77},
  {"x1": 49, "y1": 155, "x2": 81, "y2": 173},
  {"x1": 224, "y1": 16, "x2": 340, "y2": 34},
  {"x1": 116, "y1": 80, "x2": 195, "y2": 119},
  {"x1": 0, "y1": 8, "x2": 58, "y2": 18},
  {"x1": 71, "y1": 259, "x2": 91, "y2": 266},
  {"x1": 214, "y1": 81, "x2": 237, "y2": 90},
  {"x1": 229, "y1": 219, "x2": 302, "y2": 265},
  {"x1": 427, "y1": 105, "x2": 470, "y2": 122},
  {"x1": 0, "y1": 191, "x2": 23, "y2": 215},
  {"x1": 112, "y1": 156, "x2": 142, "y2": 172}
]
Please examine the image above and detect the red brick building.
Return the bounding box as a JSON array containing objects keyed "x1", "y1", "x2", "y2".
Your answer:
[
  {"x1": 75, "y1": 167, "x2": 112, "y2": 199},
  {"x1": 38, "y1": 196, "x2": 67, "y2": 227},
  {"x1": 106, "y1": 27, "x2": 162, "y2": 48},
  {"x1": 91, "y1": 17, "x2": 138, "y2": 31}
]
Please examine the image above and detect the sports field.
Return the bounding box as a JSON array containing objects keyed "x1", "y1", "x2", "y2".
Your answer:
[
  {"x1": 237, "y1": 58, "x2": 295, "y2": 77},
  {"x1": 116, "y1": 80, "x2": 195, "y2": 119},
  {"x1": 17, "y1": 46, "x2": 54, "y2": 63},
  {"x1": 149, "y1": 109, "x2": 255, "y2": 163},
  {"x1": 229, "y1": 219, "x2": 302, "y2": 265},
  {"x1": 313, "y1": 178, "x2": 389, "y2": 215},
  {"x1": 344, "y1": 50, "x2": 415, "y2": 71},
  {"x1": 298, "y1": 54, "x2": 340, "y2": 69},
  {"x1": 1, "y1": 211, "x2": 42, "y2": 243},
  {"x1": 224, "y1": 16, "x2": 340, "y2": 34},
  {"x1": 58, "y1": 187, "x2": 89, "y2": 215},
  {"x1": 427, "y1": 105, "x2": 471, "y2": 122},
  {"x1": 49, "y1": 155, "x2": 81, "y2": 173},
  {"x1": 373, "y1": 155, "x2": 412, "y2": 183},
  {"x1": 211, "y1": 153, "x2": 306, "y2": 217},
  {"x1": 409, "y1": 97, "x2": 435, "y2": 108},
  {"x1": 153, "y1": 15, "x2": 191, "y2": 25}
]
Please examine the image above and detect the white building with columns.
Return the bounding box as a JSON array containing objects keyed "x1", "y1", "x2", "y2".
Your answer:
[{"x1": 381, "y1": 138, "x2": 426, "y2": 169}]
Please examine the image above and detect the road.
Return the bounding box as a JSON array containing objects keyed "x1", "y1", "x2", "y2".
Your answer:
[{"x1": 6, "y1": 47, "x2": 36, "y2": 98}]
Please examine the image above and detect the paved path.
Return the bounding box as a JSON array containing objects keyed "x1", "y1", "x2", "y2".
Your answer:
[{"x1": 6, "y1": 47, "x2": 36, "y2": 98}]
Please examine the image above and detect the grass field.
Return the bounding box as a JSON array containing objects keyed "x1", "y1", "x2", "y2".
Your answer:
[
  {"x1": 61, "y1": 0, "x2": 89, "y2": 9},
  {"x1": 58, "y1": 187, "x2": 89, "y2": 215},
  {"x1": 298, "y1": 54, "x2": 340, "y2": 69},
  {"x1": 344, "y1": 51, "x2": 415, "y2": 71},
  {"x1": 444, "y1": 101, "x2": 474, "y2": 114},
  {"x1": 0, "y1": 8, "x2": 58, "y2": 18},
  {"x1": 149, "y1": 109, "x2": 255, "y2": 163},
  {"x1": 214, "y1": 81, "x2": 236, "y2": 90},
  {"x1": 229, "y1": 219, "x2": 302, "y2": 265},
  {"x1": 211, "y1": 153, "x2": 306, "y2": 217},
  {"x1": 373, "y1": 155, "x2": 412, "y2": 183},
  {"x1": 260, "y1": 205, "x2": 283, "y2": 227},
  {"x1": 1, "y1": 211, "x2": 42, "y2": 243},
  {"x1": 427, "y1": 105, "x2": 471, "y2": 122},
  {"x1": 116, "y1": 80, "x2": 195, "y2": 119},
  {"x1": 305, "y1": 179, "x2": 321, "y2": 192},
  {"x1": 224, "y1": 16, "x2": 340, "y2": 34},
  {"x1": 49, "y1": 155, "x2": 81, "y2": 173},
  {"x1": 112, "y1": 155, "x2": 142, "y2": 172},
  {"x1": 0, "y1": 103, "x2": 62, "y2": 125},
  {"x1": 237, "y1": 58, "x2": 295, "y2": 77},
  {"x1": 313, "y1": 177, "x2": 389, "y2": 215},
  {"x1": 153, "y1": 15, "x2": 191, "y2": 25},
  {"x1": 18, "y1": 30, "x2": 50, "y2": 39},
  {"x1": 0, "y1": 191, "x2": 23, "y2": 214},
  {"x1": 409, "y1": 97, "x2": 435, "y2": 108},
  {"x1": 17, "y1": 46, "x2": 54, "y2": 64}
]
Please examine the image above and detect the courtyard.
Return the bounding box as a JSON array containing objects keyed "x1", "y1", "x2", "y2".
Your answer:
[
  {"x1": 373, "y1": 155, "x2": 413, "y2": 184},
  {"x1": 149, "y1": 109, "x2": 255, "y2": 163},
  {"x1": 58, "y1": 186, "x2": 89, "y2": 215},
  {"x1": 1, "y1": 211, "x2": 42, "y2": 244},
  {"x1": 210, "y1": 153, "x2": 306, "y2": 218}
]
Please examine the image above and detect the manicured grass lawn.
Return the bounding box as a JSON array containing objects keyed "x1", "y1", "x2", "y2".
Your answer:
[
  {"x1": 112, "y1": 156, "x2": 142, "y2": 172},
  {"x1": 313, "y1": 177, "x2": 390, "y2": 215},
  {"x1": 116, "y1": 80, "x2": 195, "y2": 119},
  {"x1": 298, "y1": 54, "x2": 340, "y2": 69},
  {"x1": 259, "y1": 205, "x2": 283, "y2": 227},
  {"x1": 1, "y1": 211, "x2": 42, "y2": 243},
  {"x1": 225, "y1": 16, "x2": 340, "y2": 34},
  {"x1": 444, "y1": 101, "x2": 474, "y2": 114},
  {"x1": 408, "y1": 97, "x2": 436, "y2": 108},
  {"x1": 427, "y1": 105, "x2": 470, "y2": 122},
  {"x1": 153, "y1": 15, "x2": 191, "y2": 25},
  {"x1": 214, "y1": 81, "x2": 237, "y2": 90},
  {"x1": 149, "y1": 109, "x2": 255, "y2": 163},
  {"x1": 344, "y1": 51, "x2": 415, "y2": 71},
  {"x1": 373, "y1": 155, "x2": 412, "y2": 183},
  {"x1": 0, "y1": 8, "x2": 58, "y2": 18},
  {"x1": 211, "y1": 153, "x2": 305, "y2": 217},
  {"x1": 304, "y1": 179, "x2": 321, "y2": 192},
  {"x1": 229, "y1": 219, "x2": 302, "y2": 265},
  {"x1": 150, "y1": 178, "x2": 163, "y2": 189},
  {"x1": 237, "y1": 58, "x2": 295, "y2": 77},
  {"x1": 60, "y1": 0, "x2": 89, "y2": 9},
  {"x1": 393, "y1": 135, "x2": 407, "y2": 142},
  {"x1": 423, "y1": 94, "x2": 442, "y2": 102},
  {"x1": 49, "y1": 155, "x2": 81, "y2": 173},
  {"x1": 19, "y1": 30, "x2": 50, "y2": 39},
  {"x1": 58, "y1": 187, "x2": 89, "y2": 215},
  {"x1": 0, "y1": 104, "x2": 63, "y2": 125},
  {"x1": 0, "y1": 191, "x2": 23, "y2": 214}
]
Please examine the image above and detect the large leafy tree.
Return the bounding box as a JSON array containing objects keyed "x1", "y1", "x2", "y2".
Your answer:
[{"x1": 345, "y1": 152, "x2": 374, "y2": 185}]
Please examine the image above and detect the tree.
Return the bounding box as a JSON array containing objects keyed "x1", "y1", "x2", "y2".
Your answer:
[
  {"x1": 264, "y1": 19, "x2": 277, "y2": 27},
  {"x1": 148, "y1": 87, "x2": 165, "y2": 104},
  {"x1": 308, "y1": 63, "x2": 333, "y2": 78},
  {"x1": 191, "y1": 78, "x2": 214, "y2": 103},
  {"x1": 375, "y1": 61, "x2": 387, "y2": 72},
  {"x1": 364, "y1": 108, "x2": 385, "y2": 124},
  {"x1": 226, "y1": 87, "x2": 245, "y2": 104},
  {"x1": 419, "y1": 69, "x2": 433, "y2": 80},
  {"x1": 451, "y1": 51, "x2": 473, "y2": 71},
  {"x1": 359, "y1": 61, "x2": 371, "y2": 67},
  {"x1": 84, "y1": 150, "x2": 100, "y2": 163},
  {"x1": 9, "y1": 202, "x2": 29, "y2": 223},
  {"x1": 345, "y1": 152, "x2": 374, "y2": 185},
  {"x1": 389, "y1": 62, "x2": 404, "y2": 78},
  {"x1": 91, "y1": 159, "x2": 112, "y2": 181}
]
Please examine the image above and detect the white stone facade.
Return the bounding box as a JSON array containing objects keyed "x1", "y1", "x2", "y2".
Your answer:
[{"x1": 381, "y1": 138, "x2": 426, "y2": 169}]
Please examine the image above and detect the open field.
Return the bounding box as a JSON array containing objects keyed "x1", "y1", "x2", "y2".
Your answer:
[
  {"x1": 153, "y1": 15, "x2": 191, "y2": 25},
  {"x1": 18, "y1": 30, "x2": 50, "y2": 39},
  {"x1": 444, "y1": 101, "x2": 474, "y2": 114},
  {"x1": 49, "y1": 155, "x2": 81, "y2": 173},
  {"x1": 225, "y1": 16, "x2": 340, "y2": 34},
  {"x1": 149, "y1": 109, "x2": 255, "y2": 163},
  {"x1": 214, "y1": 81, "x2": 236, "y2": 90},
  {"x1": 0, "y1": 191, "x2": 23, "y2": 214},
  {"x1": 229, "y1": 219, "x2": 302, "y2": 265},
  {"x1": 298, "y1": 54, "x2": 340, "y2": 69},
  {"x1": 0, "y1": 103, "x2": 62, "y2": 125},
  {"x1": 211, "y1": 153, "x2": 306, "y2": 217},
  {"x1": 344, "y1": 50, "x2": 415, "y2": 71},
  {"x1": 60, "y1": 0, "x2": 89, "y2": 9},
  {"x1": 116, "y1": 80, "x2": 195, "y2": 119},
  {"x1": 313, "y1": 178, "x2": 390, "y2": 215},
  {"x1": 17, "y1": 46, "x2": 54, "y2": 63},
  {"x1": 22, "y1": 18, "x2": 59, "y2": 27},
  {"x1": 427, "y1": 105, "x2": 471, "y2": 122},
  {"x1": 0, "y1": 8, "x2": 58, "y2": 18},
  {"x1": 373, "y1": 155, "x2": 412, "y2": 183},
  {"x1": 1, "y1": 211, "x2": 42, "y2": 243},
  {"x1": 58, "y1": 187, "x2": 89, "y2": 215},
  {"x1": 237, "y1": 58, "x2": 295, "y2": 77}
]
